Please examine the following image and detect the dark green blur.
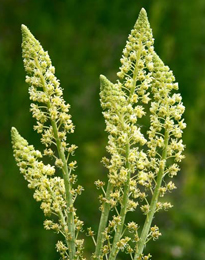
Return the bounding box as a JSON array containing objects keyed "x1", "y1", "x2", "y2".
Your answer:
[{"x1": 0, "y1": 0, "x2": 205, "y2": 259}]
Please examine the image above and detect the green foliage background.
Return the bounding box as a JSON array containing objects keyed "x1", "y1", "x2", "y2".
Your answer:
[{"x1": 0, "y1": 0, "x2": 205, "y2": 259}]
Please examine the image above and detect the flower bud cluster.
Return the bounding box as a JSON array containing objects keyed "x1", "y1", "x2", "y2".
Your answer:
[
  {"x1": 21, "y1": 25, "x2": 77, "y2": 168},
  {"x1": 11, "y1": 128, "x2": 69, "y2": 237},
  {"x1": 117, "y1": 8, "x2": 154, "y2": 90},
  {"x1": 150, "y1": 225, "x2": 161, "y2": 241},
  {"x1": 11, "y1": 127, "x2": 86, "y2": 258},
  {"x1": 141, "y1": 253, "x2": 152, "y2": 260},
  {"x1": 100, "y1": 9, "x2": 155, "y2": 204},
  {"x1": 141, "y1": 53, "x2": 186, "y2": 202},
  {"x1": 56, "y1": 240, "x2": 69, "y2": 259}
]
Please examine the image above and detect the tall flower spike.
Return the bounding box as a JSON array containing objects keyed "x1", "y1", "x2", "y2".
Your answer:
[
  {"x1": 95, "y1": 8, "x2": 156, "y2": 260},
  {"x1": 11, "y1": 127, "x2": 70, "y2": 258},
  {"x1": 21, "y1": 24, "x2": 74, "y2": 147},
  {"x1": 117, "y1": 8, "x2": 154, "y2": 101},
  {"x1": 133, "y1": 53, "x2": 186, "y2": 259},
  {"x1": 20, "y1": 25, "x2": 84, "y2": 260}
]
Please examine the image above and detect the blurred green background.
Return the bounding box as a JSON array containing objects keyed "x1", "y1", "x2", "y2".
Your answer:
[{"x1": 0, "y1": 0, "x2": 205, "y2": 259}]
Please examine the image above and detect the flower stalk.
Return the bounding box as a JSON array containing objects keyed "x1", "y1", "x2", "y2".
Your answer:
[
  {"x1": 94, "y1": 181, "x2": 113, "y2": 258},
  {"x1": 51, "y1": 116, "x2": 76, "y2": 258}
]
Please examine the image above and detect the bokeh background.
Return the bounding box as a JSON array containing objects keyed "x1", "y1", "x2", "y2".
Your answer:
[{"x1": 0, "y1": 0, "x2": 205, "y2": 259}]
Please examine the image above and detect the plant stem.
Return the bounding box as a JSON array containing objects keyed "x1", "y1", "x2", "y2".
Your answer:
[
  {"x1": 130, "y1": 38, "x2": 142, "y2": 98},
  {"x1": 108, "y1": 142, "x2": 130, "y2": 260},
  {"x1": 35, "y1": 58, "x2": 76, "y2": 259},
  {"x1": 50, "y1": 119, "x2": 76, "y2": 259},
  {"x1": 48, "y1": 186, "x2": 70, "y2": 248},
  {"x1": 134, "y1": 129, "x2": 169, "y2": 260},
  {"x1": 95, "y1": 181, "x2": 113, "y2": 258}
]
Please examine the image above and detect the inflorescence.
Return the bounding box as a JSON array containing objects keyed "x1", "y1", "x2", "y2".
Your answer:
[
  {"x1": 11, "y1": 8, "x2": 185, "y2": 260},
  {"x1": 95, "y1": 8, "x2": 185, "y2": 260},
  {"x1": 12, "y1": 25, "x2": 84, "y2": 260}
]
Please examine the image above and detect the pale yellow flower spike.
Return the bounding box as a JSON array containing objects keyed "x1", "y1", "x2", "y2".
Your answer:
[
  {"x1": 11, "y1": 127, "x2": 69, "y2": 257},
  {"x1": 12, "y1": 25, "x2": 85, "y2": 260}
]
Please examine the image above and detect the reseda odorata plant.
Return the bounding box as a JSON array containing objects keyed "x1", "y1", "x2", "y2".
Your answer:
[{"x1": 11, "y1": 8, "x2": 186, "y2": 260}]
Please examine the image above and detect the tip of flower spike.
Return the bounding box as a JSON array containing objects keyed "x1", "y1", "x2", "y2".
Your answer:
[
  {"x1": 11, "y1": 127, "x2": 28, "y2": 147},
  {"x1": 139, "y1": 8, "x2": 147, "y2": 16},
  {"x1": 21, "y1": 24, "x2": 33, "y2": 42},
  {"x1": 11, "y1": 126, "x2": 18, "y2": 135},
  {"x1": 134, "y1": 7, "x2": 150, "y2": 30},
  {"x1": 99, "y1": 74, "x2": 107, "y2": 89},
  {"x1": 99, "y1": 74, "x2": 107, "y2": 83},
  {"x1": 100, "y1": 75, "x2": 113, "y2": 91},
  {"x1": 21, "y1": 24, "x2": 29, "y2": 34},
  {"x1": 138, "y1": 8, "x2": 148, "y2": 22},
  {"x1": 21, "y1": 24, "x2": 27, "y2": 30},
  {"x1": 11, "y1": 127, "x2": 19, "y2": 143}
]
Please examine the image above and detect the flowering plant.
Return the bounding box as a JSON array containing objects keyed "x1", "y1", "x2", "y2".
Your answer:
[{"x1": 11, "y1": 8, "x2": 185, "y2": 260}]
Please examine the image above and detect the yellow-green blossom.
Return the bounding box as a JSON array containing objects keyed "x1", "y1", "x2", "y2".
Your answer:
[
  {"x1": 11, "y1": 127, "x2": 68, "y2": 234},
  {"x1": 12, "y1": 25, "x2": 85, "y2": 260},
  {"x1": 22, "y1": 24, "x2": 75, "y2": 154},
  {"x1": 133, "y1": 53, "x2": 186, "y2": 260}
]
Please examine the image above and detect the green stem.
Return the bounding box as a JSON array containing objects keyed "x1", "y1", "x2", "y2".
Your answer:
[
  {"x1": 35, "y1": 59, "x2": 76, "y2": 259},
  {"x1": 108, "y1": 143, "x2": 130, "y2": 260},
  {"x1": 50, "y1": 119, "x2": 76, "y2": 259},
  {"x1": 94, "y1": 181, "x2": 113, "y2": 258},
  {"x1": 130, "y1": 38, "x2": 142, "y2": 98},
  {"x1": 134, "y1": 130, "x2": 169, "y2": 260},
  {"x1": 48, "y1": 186, "x2": 70, "y2": 248}
]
